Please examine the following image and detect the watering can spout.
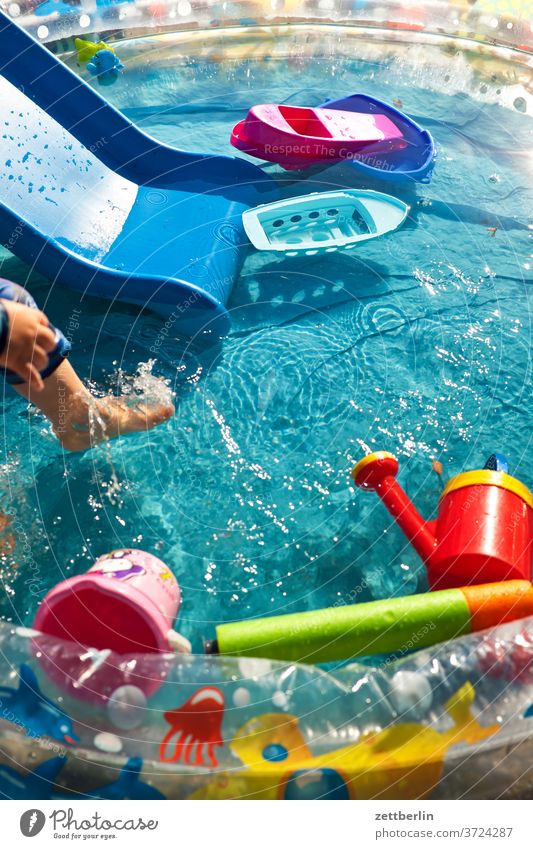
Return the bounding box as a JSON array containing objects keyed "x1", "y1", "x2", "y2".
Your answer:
[{"x1": 352, "y1": 452, "x2": 437, "y2": 564}]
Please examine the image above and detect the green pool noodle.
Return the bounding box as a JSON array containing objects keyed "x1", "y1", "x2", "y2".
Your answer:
[{"x1": 214, "y1": 589, "x2": 472, "y2": 664}]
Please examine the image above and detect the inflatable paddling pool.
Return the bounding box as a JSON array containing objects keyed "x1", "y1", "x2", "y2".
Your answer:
[{"x1": 2, "y1": 618, "x2": 533, "y2": 800}]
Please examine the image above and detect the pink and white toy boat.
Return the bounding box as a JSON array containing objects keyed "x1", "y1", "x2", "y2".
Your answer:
[{"x1": 231, "y1": 104, "x2": 407, "y2": 170}]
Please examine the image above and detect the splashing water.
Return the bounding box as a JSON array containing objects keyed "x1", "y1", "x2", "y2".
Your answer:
[{"x1": 113, "y1": 360, "x2": 174, "y2": 410}]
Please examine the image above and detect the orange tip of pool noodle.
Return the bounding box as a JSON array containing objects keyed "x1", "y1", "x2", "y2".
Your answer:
[{"x1": 461, "y1": 580, "x2": 533, "y2": 633}]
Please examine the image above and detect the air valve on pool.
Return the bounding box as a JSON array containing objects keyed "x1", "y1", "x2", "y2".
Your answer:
[{"x1": 352, "y1": 452, "x2": 533, "y2": 590}]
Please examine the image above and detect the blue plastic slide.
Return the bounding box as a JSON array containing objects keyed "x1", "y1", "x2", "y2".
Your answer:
[{"x1": 0, "y1": 10, "x2": 275, "y2": 336}]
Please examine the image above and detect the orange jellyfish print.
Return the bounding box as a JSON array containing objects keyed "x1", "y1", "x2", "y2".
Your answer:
[{"x1": 159, "y1": 688, "x2": 225, "y2": 767}]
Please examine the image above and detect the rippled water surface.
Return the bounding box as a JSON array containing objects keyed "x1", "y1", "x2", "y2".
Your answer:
[{"x1": 0, "y1": 32, "x2": 531, "y2": 653}]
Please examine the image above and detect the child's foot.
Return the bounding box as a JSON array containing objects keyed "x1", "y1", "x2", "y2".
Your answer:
[{"x1": 57, "y1": 395, "x2": 174, "y2": 451}]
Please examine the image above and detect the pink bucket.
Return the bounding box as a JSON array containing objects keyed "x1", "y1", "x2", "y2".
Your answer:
[
  {"x1": 34, "y1": 549, "x2": 180, "y2": 654},
  {"x1": 33, "y1": 549, "x2": 181, "y2": 700}
]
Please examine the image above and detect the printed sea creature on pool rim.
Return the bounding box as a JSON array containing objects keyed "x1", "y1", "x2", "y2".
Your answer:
[
  {"x1": 87, "y1": 50, "x2": 124, "y2": 87},
  {"x1": 35, "y1": 0, "x2": 77, "y2": 16},
  {"x1": 74, "y1": 38, "x2": 124, "y2": 86},
  {"x1": 0, "y1": 664, "x2": 78, "y2": 744},
  {"x1": 189, "y1": 682, "x2": 499, "y2": 799},
  {"x1": 75, "y1": 37, "x2": 114, "y2": 64},
  {"x1": 481, "y1": 626, "x2": 533, "y2": 684},
  {"x1": 0, "y1": 756, "x2": 66, "y2": 801},
  {"x1": 83, "y1": 757, "x2": 166, "y2": 800},
  {"x1": 0, "y1": 753, "x2": 166, "y2": 801},
  {"x1": 160, "y1": 687, "x2": 225, "y2": 767}
]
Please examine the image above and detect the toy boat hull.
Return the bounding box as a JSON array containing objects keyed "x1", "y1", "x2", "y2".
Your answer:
[
  {"x1": 320, "y1": 94, "x2": 435, "y2": 184},
  {"x1": 243, "y1": 189, "x2": 409, "y2": 257},
  {"x1": 231, "y1": 103, "x2": 407, "y2": 170}
]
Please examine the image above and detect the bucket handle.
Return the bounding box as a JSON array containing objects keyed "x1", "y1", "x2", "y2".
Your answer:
[{"x1": 167, "y1": 628, "x2": 192, "y2": 654}]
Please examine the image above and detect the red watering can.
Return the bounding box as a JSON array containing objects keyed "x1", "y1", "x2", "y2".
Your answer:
[{"x1": 352, "y1": 452, "x2": 533, "y2": 590}]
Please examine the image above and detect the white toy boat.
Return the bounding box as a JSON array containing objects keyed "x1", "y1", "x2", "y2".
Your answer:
[{"x1": 242, "y1": 189, "x2": 409, "y2": 256}]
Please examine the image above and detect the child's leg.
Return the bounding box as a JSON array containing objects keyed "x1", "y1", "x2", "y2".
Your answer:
[
  {"x1": 13, "y1": 359, "x2": 174, "y2": 451},
  {"x1": 0, "y1": 281, "x2": 174, "y2": 450}
]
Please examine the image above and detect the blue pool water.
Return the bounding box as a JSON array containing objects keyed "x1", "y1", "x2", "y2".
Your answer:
[{"x1": 0, "y1": 33, "x2": 531, "y2": 655}]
